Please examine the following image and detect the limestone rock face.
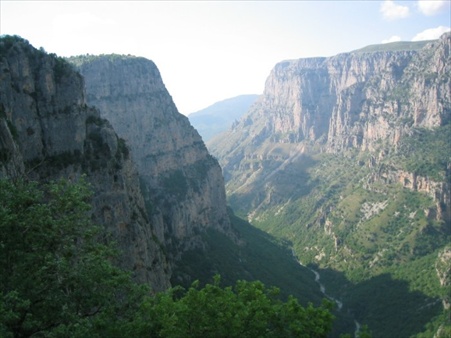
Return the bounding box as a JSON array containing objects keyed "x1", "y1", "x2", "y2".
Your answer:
[
  {"x1": 207, "y1": 36, "x2": 450, "y2": 335},
  {"x1": 208, "y1": 33, "x2": 450, "y2": 222},
  {"x1": 211, "y1": 33, "x2": 450, "y2": 156},
  {"x1": 0, "y1": 37, "x2": 170, "y2": 291},
  {"x1": 72, "y1": 55, "x2": 233, "y2": 257},
  {"x1": 366, "y1": 166, "x2": 451, "y2": 226}
]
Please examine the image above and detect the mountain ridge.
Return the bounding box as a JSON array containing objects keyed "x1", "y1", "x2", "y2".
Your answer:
[
  {"x1": 351, "y1": 39, "x2": 434, "y2": 53},
  {"x1": 188, "y1": 94, "x2": 259, "y2": 141},
  {"x1": 208, "y1": 33, "x2": 451, "y2": 337}
]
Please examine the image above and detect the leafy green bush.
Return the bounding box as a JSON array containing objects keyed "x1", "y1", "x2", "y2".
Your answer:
[
  {"x1": 0, "y1": 178, "x2": 145, "y2": 337},
  {"x1": 131, "y1": 276, "x2": 335, "y2": 338}
]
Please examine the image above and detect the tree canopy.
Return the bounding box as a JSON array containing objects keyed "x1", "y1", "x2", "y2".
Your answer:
[
  {"x1": 128, "y1": 276, "x2": 335, "y2": 338},
  {"x1": 0, "y1": 178, "x2": 336, "y2": 337},
  {"x1": 0, "y1": 178, "x2": 145, "y2": 337}
]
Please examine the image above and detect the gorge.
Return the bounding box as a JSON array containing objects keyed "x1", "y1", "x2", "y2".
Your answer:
[{"x1": 0, "y1": 32, "x2": 449, "y2": 337}]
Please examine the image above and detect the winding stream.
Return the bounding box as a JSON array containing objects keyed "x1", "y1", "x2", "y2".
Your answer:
[
  {"x1": 293, "y1": 250, "x2": 361, "y2": 337},
  {"x1": 308, "y1": 267, "x2": 343, "y2": 310}
]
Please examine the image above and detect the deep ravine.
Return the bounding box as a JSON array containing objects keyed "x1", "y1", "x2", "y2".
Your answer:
[{"x1": 293, "y1": 249, "x2": 362, "y2": 337}]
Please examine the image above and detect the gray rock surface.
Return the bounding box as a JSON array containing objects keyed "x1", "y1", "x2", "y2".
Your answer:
[
  {"x1": 210, "y1": 33, "x2": 450, "y2": 156},
  {"x1": 72, "y1": 55, "x2": 234, "y2": 258},
  {"x1": 0, "y1": 37, "x2": 170, "y2": 291}
]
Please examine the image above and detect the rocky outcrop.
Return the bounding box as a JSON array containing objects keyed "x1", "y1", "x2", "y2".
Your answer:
[
  {"x1": 208, "y1": 36, "x2": 450, "y2": 337},
  {"x1": 436, "y1": 247, "x2": 451, "y2": 310},
  {"x1": 208, "y1": 33, "x2": 450, "y2": 225},
  {"x1": 366, "y1": 167, "x2": 451, "y2": 226},
  {"x1": 209, "y1": 33, "x2": 450, "y2": 156},
  {"x1": 0, "y1": 36, "x2": 170, "y2": 291},
  {"x1": 70, "y1": 55, "x2": 233, "y2": 258}
]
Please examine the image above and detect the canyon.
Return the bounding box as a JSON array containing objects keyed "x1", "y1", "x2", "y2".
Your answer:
[{"x1": 0, "y1": 33, "x2": 449, "y2": 337}]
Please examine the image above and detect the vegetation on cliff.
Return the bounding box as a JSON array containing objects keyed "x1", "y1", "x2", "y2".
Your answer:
[
  {"x1": 0, "y1": 178, "x2": 143, "y2": 336},
  {"x1": 208, "y1": 34, "x2": 451, "y2": 337},
  {"x1": 0, "y1": 178, "x2": 336, "y2": 337},
  {"x1": 226, "y1": 144, "x2": 449, "y2": 337},
  {"x1": 0, "y1": 34, "x2": 171, "y2": 290}
]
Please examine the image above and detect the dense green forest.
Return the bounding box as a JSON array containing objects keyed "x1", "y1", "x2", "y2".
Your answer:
[{"x1": 0, "y1": 178, "x2": 337, "y2": 337}]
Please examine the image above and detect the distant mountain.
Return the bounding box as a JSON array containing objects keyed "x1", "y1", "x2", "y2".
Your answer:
[{"x1": 188, "y1": 94, "x2": 259, "y2": 141}]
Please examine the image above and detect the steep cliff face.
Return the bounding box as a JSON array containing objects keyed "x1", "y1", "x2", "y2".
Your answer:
[
  {"x1": 436, "y1": 247, "x2": 451, "y2": 310},
  {"x1": 70, "y1": 55, "x2": 233, "y2": 256},
  {"x1": 211, "y1": 34, "x2": 449, "y2": 156},
  {"x1": 0, "y1": 36, "x2": 170, "y2": 291},
  {"x1": 209, "y1": 34, "x2": 450, "y2": 216},
  {"x1": 208, "y1": 35, "x2": 450, "y2": 337},
  {"x1": 367, "y1": 166, "x2": 451, "y2": 225}
]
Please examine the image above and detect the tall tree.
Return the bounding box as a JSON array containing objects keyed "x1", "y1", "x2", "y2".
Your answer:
[{"x1": 0, "y1": 178, "x2": 144, "y2": 337}]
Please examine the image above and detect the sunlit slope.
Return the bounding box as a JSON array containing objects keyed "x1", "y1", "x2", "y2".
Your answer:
[{"x1": 208, "y1": 34, "x2": 451, "y2": 337}]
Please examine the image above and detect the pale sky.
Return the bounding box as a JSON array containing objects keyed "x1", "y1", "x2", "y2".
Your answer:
[{"x1": 1, "y1": 1, "x2": 450, "y2": 115}]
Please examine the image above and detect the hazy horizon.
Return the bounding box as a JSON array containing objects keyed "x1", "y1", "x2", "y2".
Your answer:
[{"x1": 1, "y1": 1, "x2": 450, "y2": 115}]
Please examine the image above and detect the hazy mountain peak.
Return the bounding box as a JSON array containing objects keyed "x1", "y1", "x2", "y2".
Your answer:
[{"x1": 188, "y1": 94, "x2": 259, "y2": 141}]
